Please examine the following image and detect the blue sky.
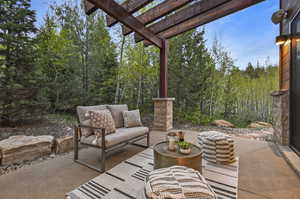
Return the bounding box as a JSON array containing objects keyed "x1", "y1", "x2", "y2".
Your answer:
[
  {"x1": 30, "y1": 0, "x2": 279, "y2": 69},
  {"x1": 203, "y1": 0, "x2": 279, "y2": 68}
]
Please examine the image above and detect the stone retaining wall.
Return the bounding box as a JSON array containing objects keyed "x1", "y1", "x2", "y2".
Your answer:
[
  {"x1": 0, "y1": 135, "x2": 74, "y2": 166},
  {"x1": 54, "y1": 136, "x2": 73, "y2": 154}
]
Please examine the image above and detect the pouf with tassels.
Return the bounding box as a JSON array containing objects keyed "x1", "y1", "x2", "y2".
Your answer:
[{"x1": 197, "y1": 131, "x2": 236, "y2": 164}]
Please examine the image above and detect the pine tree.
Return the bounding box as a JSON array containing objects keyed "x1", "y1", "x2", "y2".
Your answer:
[
  {"x1": 88, "y1": 14, "x2": 118, "y2": 105},
  {"x1": 0, "y1": 0, "x2": 39, "y2": 125},
  {"x1": 169, "y1": 29, "x2": 215, "y2": 119},
  {"x1": 36, "y1": 2, "x2": 118, "y2": 111}
]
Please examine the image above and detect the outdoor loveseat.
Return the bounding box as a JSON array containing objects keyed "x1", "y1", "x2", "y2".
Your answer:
[{"x1": 74, "y1": 104, "x2": 150, "y2": 172}]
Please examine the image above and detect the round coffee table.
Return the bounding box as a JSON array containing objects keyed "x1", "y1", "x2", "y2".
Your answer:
[{"x1": 153, "y1": 141, "x2": 202, "y2": 172}]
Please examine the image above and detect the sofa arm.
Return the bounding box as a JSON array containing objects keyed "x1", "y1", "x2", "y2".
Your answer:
[{"x1": 76, "y1": 124, "x2": 106, "y2": 148}]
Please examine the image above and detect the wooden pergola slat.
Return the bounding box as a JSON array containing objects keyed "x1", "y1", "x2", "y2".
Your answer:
[
  {"x1": 122, "y1": 0, "x2": 193, "y2": 36},
  {"x1": 106, "y1": 0, "x2": 153, "y2": 27},
  {"x1": 143, "y1": 0, "x2": 265, "y2": 46},
  {"x1": 87, "y1": 0, "x2": 162, "y2": 48},
  {"x1": 135, "y1": 0, "x2": 231, "y2": 43}
]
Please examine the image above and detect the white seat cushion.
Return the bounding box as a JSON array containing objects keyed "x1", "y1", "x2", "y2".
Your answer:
[{"x1": 81, "y1": 126, "x2": 149, "y2": 147}]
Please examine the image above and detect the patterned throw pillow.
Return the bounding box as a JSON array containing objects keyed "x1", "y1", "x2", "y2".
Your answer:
[
  {"x1": 122, "y1": 110, "x2": 142, "y2": 128},
  {"x1": 80, "y1": 119, "x2": 93, "y2": 137},
  {"x1": 77, "y1": 105, "x2": 107, "y2": 123},
  {"x1": 88, "y1": 110, "x2": 116, "y2": 136},
  {"x1": 76, "y1": 105, "x2": 108, "y2": 137}
]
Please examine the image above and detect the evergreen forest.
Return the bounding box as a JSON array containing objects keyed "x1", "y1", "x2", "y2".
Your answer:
[{"x1": 0, "y1": 0, "x2": 278, "y2": 127}]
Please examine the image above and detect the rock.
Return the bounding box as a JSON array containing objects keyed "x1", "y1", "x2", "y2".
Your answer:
[
  {"x1": 211, "y1": 120, "x2": 235, "y2": 128},
  {"x1": 256, "y1": 122, "x2": 272, "y2": 127},
  {"x1": 248, "y1": 122, "x2": 272, "y2": 129},
  {"x1": 55, "y1": 136, "x2": 73, "y2": 154},
  {"x1": 0, "y1": 135, "x2": 54, "y2": 166},
  {"x1": 50, "y1": 154, "x2": 56, "y2": 158}
]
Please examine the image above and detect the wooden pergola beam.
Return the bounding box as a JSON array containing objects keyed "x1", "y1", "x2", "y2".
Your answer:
[
  {"x1": 122, "y1": 0, "x2": 193, "y2": 36},
  {"x1": 135, "y1": 0, "x2": 230, "y2": 43},
  {"x1": 87, "y1": 0, "x2": 162, "y2": 48},
  {"x1": 144, "y1": 0, "x2": 265, "y2": 46},
  {"x1": 106, "y1": 0, "x2": 153, "y2": 27},
  {"x1": 84, "y1": 1, "x2": 97, "y2": 15}
]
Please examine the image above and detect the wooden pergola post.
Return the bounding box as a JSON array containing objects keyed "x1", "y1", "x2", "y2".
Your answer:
[
  {"x1": 153, "y1": 39, "x2": 174, "y2": 131},
  {"x1": 160, "y1": 39, "x2": 168, "y2": 98}
]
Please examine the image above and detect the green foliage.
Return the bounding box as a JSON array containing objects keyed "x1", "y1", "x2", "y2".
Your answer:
[
  {"x1": 0, "y1": 0, "x2": 278, "y2": 127},
  {"x1": 47, "y1": 113, "x2": 76, "y2": 125},
  {"x1": 169, "y1": 29, "x2": 215, "y2": 115},
  {"x1": 0, "y1": 0, "x2": 42, "y2": 125},
  {"x1": 178, "y1": 111, "x2": 212, "y2": 125},
  {"x1": 178, "y1": 141, "x2": 191, "y2": 149},
  {"x1": 116, "y1": 37, "x2": 159, "y2": 110},
  {"x1": 36, "y1": 2, "x2": 117, "y2": 112},
  {"x1": 167, "y1": 34, "x2": 278, "y2": 126}
]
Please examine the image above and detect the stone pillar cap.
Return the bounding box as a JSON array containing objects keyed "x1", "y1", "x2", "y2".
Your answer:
[
  {"x1": 271, "y1": 89, "x2": 289, "y2": 96},
  {"x1": 153, "y1": 98, "x2": 175, "y2": 101}
]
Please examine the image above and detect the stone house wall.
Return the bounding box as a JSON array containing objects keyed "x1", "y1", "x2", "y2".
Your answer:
[{"x1": 272, "y1": 90, "x2": 289, "y2": 145}]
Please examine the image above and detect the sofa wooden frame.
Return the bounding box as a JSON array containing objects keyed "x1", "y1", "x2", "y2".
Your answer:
[{"x1": 74, "y1": 123, "x2": 150, "y2": 172}]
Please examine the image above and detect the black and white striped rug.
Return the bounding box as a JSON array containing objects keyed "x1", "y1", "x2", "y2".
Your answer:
[{"x1": 66, "y1": 148, "x2": 239, "y2": 199}]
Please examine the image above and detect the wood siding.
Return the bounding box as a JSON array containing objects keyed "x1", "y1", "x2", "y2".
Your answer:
[
  {"x1": 280, "y1": 43, "x2": 290, "y2": 90},
  {"x1": 280, "y1": 0, "x2": 300, "y2": 90}
]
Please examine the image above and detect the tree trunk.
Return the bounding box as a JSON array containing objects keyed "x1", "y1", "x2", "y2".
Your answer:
[
  {"x1": 136, "y1": 76, "x2": 142, "y2": 108},
  {"x1": 115, "y1": 36, "x2": 125, "y2": 104}
]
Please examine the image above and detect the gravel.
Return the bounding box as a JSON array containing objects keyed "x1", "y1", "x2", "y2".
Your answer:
[
  {"x1": 0, "y1": 153, "x2": 61, "y2": 176},
  {"x1": 174, "y1": 124, "x2": 274, "y2": 141}
]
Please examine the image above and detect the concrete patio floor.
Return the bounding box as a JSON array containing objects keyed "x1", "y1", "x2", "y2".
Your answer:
[{"x1": 0, "y1": 130, "x2": 299, "y2": 199}]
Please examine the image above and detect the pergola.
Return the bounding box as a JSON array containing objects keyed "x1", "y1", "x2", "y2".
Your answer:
[
  {"x1": 84, "y1": 0, "x2": 264, "y2": 98},
  {"x1": 84, "y1": 0, "x2": 265, "y2": 131}
]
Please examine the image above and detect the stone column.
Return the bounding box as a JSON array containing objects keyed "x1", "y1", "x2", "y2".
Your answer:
[
  {"x1": 271, "y1": 90, "x2": 289, "y2": 145},
  {"x1": 153, "y1": 98, "x2": 175, "y2": 131}
]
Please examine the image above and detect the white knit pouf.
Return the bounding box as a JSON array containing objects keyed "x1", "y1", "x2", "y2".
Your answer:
[
  {"x1": 145, "y1": 166, "x2": 217, "y2": 199},
  {"x1": 197, "y1": 131, "x2": 235, "y2": 164}
]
